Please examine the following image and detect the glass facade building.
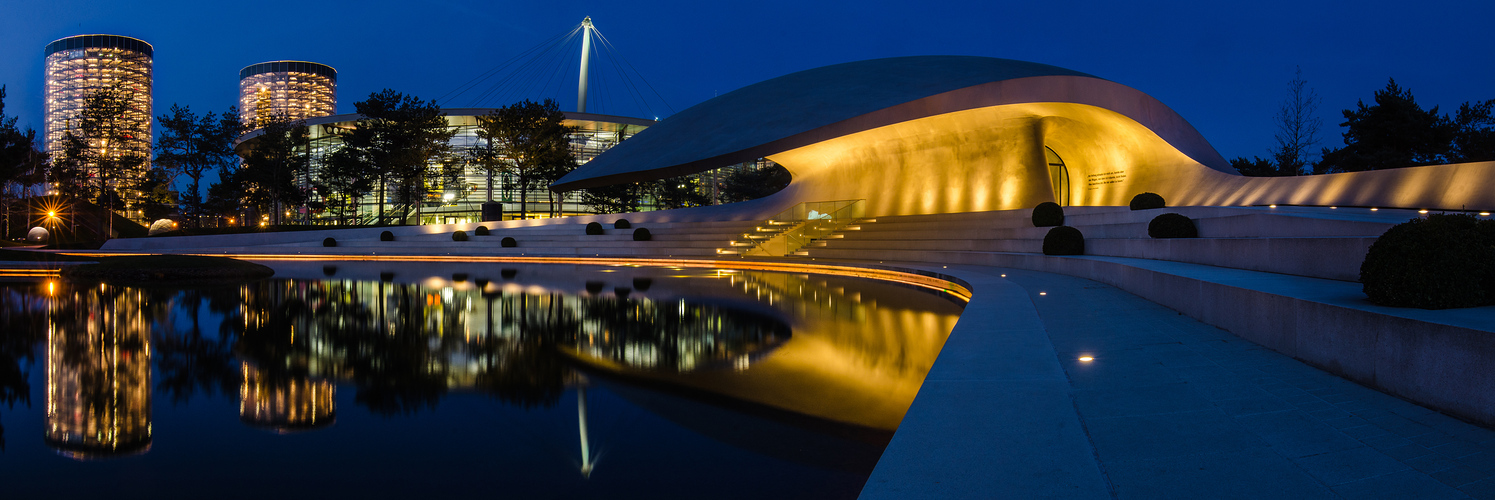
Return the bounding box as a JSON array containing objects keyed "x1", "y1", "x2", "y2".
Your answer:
[
  {"x1": 238, "y1": 61, "x2": 337, "y2": 129},
  {"x1": 42, "y1": 34, "x2": 154, "y2": 199}
]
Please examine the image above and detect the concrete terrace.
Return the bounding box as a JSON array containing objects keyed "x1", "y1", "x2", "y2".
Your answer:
[{"x1": 91, "y1": 205, "x2": 1495, "y2": 498}]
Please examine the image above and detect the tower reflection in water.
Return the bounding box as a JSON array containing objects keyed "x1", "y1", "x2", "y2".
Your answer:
[
  {"x1": 12, "y1": 264, "x2": 959, "y2": 473},
  {"x1": 44, "y1": 284, "x2": 152, "y2": 459},
  {"x1": 239, "y1": 363, "x2": 335, "y2": 432}
]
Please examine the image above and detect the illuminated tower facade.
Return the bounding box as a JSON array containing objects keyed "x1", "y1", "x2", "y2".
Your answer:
[
  {"x1": 42, "y1": 34, "x2": 154, "y2": 194},
  {"x1": 238, "y1": 61, "x2": 337, "y2": 130}
]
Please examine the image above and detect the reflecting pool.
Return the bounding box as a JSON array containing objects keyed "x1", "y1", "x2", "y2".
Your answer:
[{"x1": 0, "y1": 262, "x2": 963, "y2": 498}]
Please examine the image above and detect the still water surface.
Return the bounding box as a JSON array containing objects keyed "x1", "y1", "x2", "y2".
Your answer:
[{"x1": 0, "y1": 262, "x2": 962, "y2": 498}]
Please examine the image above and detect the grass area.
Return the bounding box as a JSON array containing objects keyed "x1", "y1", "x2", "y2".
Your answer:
[
  {"x1": 0, "y1": 249, "x2": 272, "y2": 285},
  {"x1": 60, "y1": 254, "x2": 274, "y2": 285},
  {"x1": 144, "y1": 223, "x2": 402, "y2": 238},
  {"x1": 0, "y1": 248, "x2": 97, "y2": 262}
]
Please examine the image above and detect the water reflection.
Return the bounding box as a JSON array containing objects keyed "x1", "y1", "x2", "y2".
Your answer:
[
  {"x1": 44, "y1": 285, "x2": 152, "y2": 459},
  {"x1": 0, "y1": 262, "x2": 962, "y2": 476}
]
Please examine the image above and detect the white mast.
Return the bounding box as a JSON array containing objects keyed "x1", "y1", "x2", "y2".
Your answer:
[{"x1": 577, "y1": 16, "x2": 593, "y2": 113}]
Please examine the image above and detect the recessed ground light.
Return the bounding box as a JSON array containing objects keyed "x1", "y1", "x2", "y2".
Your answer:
[
  {"x1": 1000, "y1": 274, "x2": 1007, "y2": 277},
  {"x1": 1269, "y1": 204, "x2": 1277, "y2": 208},
  {"x1": 1330, "y1": 206, "x2": 1337, "y2": 209},
  {"x1": 1482, "y1": 212, "x2": 1491, "y2": 217},
  {"x1": 1039, "y1": 292, "x2": 1047, "y2": 296},
  {"x1": 1078, "y1": 356, "x2": 1094, "y2": 362},
  {"x1": 1419, "y1": 209, "x2": 1429, "y2": 214},
  {"x1": 1370, "y1": 207, "x2": 1379, "y2": 211}
]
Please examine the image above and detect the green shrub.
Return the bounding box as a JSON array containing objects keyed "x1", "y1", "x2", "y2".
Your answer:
[
  {"x1": 1148, "y1": 213, "x2": 1198, "y2": 238},
  {"x1": 474, "y1": 226, "x2": 490, "y2": 236},
  {"x1": 586, "y1": 222, "x2": 604, "y2": 235},
  {"x1": 380, "y1": 230, "x2": 394, "y2": 241},
  {"x1": 1130, "y1": 192, "x2": 1166, "y2": 210},
  {"x1": 1360, "y1": 214, "x2": 1495, "y2": 309},
  {"x1": 633, "y1": 277, "x2": 653, "y2": 291},
  {"x1": 1031, "y1": 202, "x2": 1064, "y2": 227},
  {"x1": 633, "y1": 227, "x2": 652, "y2": 241},
  {"x1": 615, "y1": 219, "x2": 632, "y2": 229},
  {"x1": 452, "y1": 230, "x2": 469, "y2": 241},
  {"x1": 500, "y1": 268, "x2": 517, "y2": 280},
  {"x1": 585, "y1": 281, "x2": 605, "y2": 294},
  {"x1": 1042, "y1": 226, "x2": 1085, "y2": 255},
  {"x1": 322, "y1": 237, "x2": 337, "y2": 247},
  {"x1": 380, "y1": 271, "x2": 395, "y2": 282},
  {"x1": 501, "y1": 236, "x2": 517, "y2": 247},
  {"x1": 322, "y1": 265, "x2": 337, "y2": 277}
]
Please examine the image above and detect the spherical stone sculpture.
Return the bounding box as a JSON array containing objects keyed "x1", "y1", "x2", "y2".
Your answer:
[{"x1": 26, "y1": 227, "x2": 49, "y2": 244}]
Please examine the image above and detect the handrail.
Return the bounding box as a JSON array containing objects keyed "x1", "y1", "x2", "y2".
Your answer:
[{"x1": 748, "y1": 200, "x2": 864, "y2": 256}]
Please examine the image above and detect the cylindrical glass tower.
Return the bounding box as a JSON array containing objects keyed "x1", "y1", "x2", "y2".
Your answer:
[
  {"x1": 42, "y1": 34, "x2": 154, "y2": 177},
  {"x1": 238, "y1": 61, "x2": 337, "y2": 130}
]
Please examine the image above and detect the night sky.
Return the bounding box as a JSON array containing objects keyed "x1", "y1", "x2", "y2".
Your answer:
[{"x1": 1, "y1": 0, "x2": 1492, "y2": 164}]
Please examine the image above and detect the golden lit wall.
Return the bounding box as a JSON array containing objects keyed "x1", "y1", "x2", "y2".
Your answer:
[
  {"x1": 238, "y1": 61, "x2": 337, "y2": 129},
  {"x1": 766, "y1": 102, "x2": 1495, "y2": 216}
]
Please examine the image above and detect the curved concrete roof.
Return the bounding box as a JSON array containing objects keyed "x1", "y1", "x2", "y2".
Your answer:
[{"x1": 552, "y1": 56, "x2": 1233, "y2": 191}]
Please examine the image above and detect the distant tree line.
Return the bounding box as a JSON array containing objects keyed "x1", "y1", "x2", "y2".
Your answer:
[
  {"x1": 0, "y1": 83, "x2": 796, "y2": 241},
  {"x1": 1233, "y1": 69, "x2": 1495, "y2": 176}
]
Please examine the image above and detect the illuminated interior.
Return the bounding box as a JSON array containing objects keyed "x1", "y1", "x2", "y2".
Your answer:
[
  {"x1": 42, "y1": 34, "x2": 154, "y2": 214},
  {"x1": 238, "y1": 61, "x2": 337, "y2": 130}
]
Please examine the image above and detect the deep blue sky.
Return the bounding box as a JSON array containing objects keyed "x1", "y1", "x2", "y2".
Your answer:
[{"x1": 1, "y1": 0, "x2": 1492, "y2": 162}]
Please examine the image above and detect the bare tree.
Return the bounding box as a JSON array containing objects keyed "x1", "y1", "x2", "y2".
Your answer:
[{"x1": 1272, "y1": 67, "x2": 1323, "y2": 175}]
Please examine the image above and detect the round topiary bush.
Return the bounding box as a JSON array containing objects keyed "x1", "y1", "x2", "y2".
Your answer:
[
  {"x1": 1360, "y1": 214, "x2": 1495, "y2": 309},
  {"x1": 323, "y1": 237, "x2": 337, "y2": 247},
  {"x1": 474, "y1": 226, "x2": 490, "y2": 236},
  {"x1": 585, "y1": 281, "x2": 605, "y2": 294},
  {"x1": 452, "y1": 230, "x2": 469, "y2": 241},
  {"x1": 380, "y1": 230, "x2": 395, "y2": 241},
  {"x1": 633, "y1": 227, "x2": 652, "y2": 241},
  {"x1": 1031, "y1": 202, "x2": 1064, "y2": 227},
  {"x1": 1148, "y1": 213, "x2": 1198, "y2": 238},
  {"x1": 500, "y1": 268, "x2": 517, "y2": 280},
  {"x1": 501, "y1": 236, "x2": 517, "y2": 247},
  {"x1": 322, "y1": 265, "x2": 338, "y2": 277},
  {"x1": 380, "y1": 271, "x2": 395, "y2": 282},
  {"x1": 586, "y1": 222, "x2": 604, "y2": 235},
  {"x1": 632, "y1": 277, "x2": 653, "y2": 291},
  {"x1": 452, "y1": 273, "x2": 468, "y2": 283},
  {"x1": 1130, "y1": 192, "x2": 1166, "y2": 210},
  {"x1": 614, "y1": 219, "x2": 632, "y2": 229},
  {"x1": 1042, "y1": 226, "x2": 1085, "y2": 255}
]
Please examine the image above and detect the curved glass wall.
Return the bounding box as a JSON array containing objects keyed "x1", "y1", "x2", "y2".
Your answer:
[
  {"x1": 42, "y1": 34, "x2": 154, "y2": 203},
  {"x1": 238, "y1": 61, "x2": 337, "y2": 130}
]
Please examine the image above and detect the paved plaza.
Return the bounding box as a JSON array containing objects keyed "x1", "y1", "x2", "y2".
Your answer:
[{"x1": 866, "y1": 264, "x2": 1495, "y2": 499}]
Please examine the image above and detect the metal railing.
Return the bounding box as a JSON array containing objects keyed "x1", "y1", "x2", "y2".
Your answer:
[{"x1": 745, "y1": 200, "x2": 864, "y2": 256}]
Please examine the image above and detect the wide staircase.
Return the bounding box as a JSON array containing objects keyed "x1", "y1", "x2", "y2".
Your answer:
[
  {"x1": 717, "y1": 200, "x2": 870, "y2": 257},
  {"x1": 801, "y1": 206, "x2": 1407, "y2": 282}
]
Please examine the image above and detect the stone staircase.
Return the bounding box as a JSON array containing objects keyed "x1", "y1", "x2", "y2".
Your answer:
[{"x1": 803, "y1": 206, "x2": 1413, "y2": 282}]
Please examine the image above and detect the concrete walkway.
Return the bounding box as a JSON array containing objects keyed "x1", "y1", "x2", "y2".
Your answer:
[{"x1": 864, "y1": 264, "x2": 1495, "y2": 499}]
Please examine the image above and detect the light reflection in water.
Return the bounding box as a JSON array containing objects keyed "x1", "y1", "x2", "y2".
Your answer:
[{"x1": 3, "y1": 263, "x2": 962, "y2": 466}]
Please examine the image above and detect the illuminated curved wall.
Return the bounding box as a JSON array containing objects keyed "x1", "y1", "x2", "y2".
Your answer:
[{"x1": 555, "y1": 56, "x2": 1495, "y2": 217}]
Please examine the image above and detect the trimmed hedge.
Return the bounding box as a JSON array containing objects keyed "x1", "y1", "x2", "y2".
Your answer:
[
  {"x1": 633, "y1": 227, "x2": 652, "y2": 241},
  {"x1": 474, "y1": 226, "x2": 490, "y2": 236},
  {"x1": 1032, "y1": 202, "x2": 1064, "y2": 227},
  {"x1": 323, "y1": 237, "x2": 337, "y2": 247},
  {"x1": 380, "y1": 230, "x2": 394, "y2": 241},
  {"x1": 1148, "y1": 213, "x2": 1198, "y2": 238},
  {"x1": 585, "y1": 222, "x2": 604, "y2": 235},
  {"x1": 1360, "y1": 214, "x2": 1495, "y2": 309},
  {"x1": 1042, "y1": 226, "x2": 1084, "y2": 255},
  {"x1": 501, "y1": 236, "x2": 517, "y2": 247},
  {"x1": 614, "y1": 219, "x2": 632, "y2": 229},
  {"x1": 1130, "y1": 192, "x2": 1166, "y2": 210},
  {"x1": 452, "y1": 230, "x2": 469, "y2": 241}
]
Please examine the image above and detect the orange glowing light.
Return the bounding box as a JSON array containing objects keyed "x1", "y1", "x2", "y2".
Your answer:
[
  {"x1": 1370, "y1": 208, "x2": 1379, "y2": 211},
  {"x1": 1419, "y1": 209, "x2": 1429, "y2": 214},
  {"x1": 1481, "y1": 212, "x2": 1491, "y2": 217},
  {"x1": 1078, "y1": 356, "x2": 1094, "y2": 362},
  {"x1": 47, "y1": 211, "x2": 56, "y2": 217},
  {"x1": 1039, "y1": 292, "x2": 1047, "y2": 296}
]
